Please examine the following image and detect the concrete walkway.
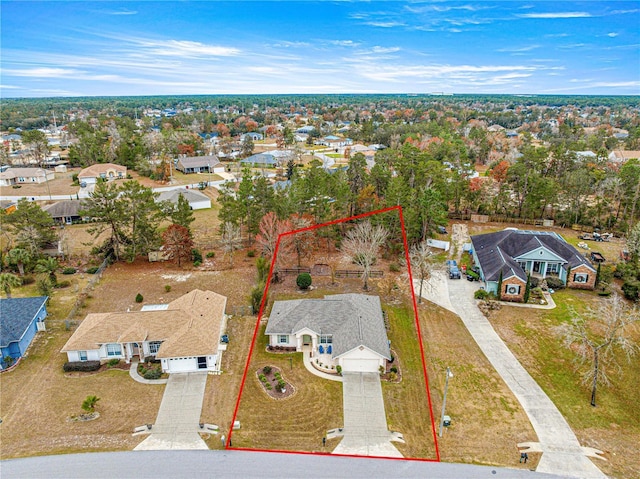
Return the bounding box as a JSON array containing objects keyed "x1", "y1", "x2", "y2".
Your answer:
[
  {"x1": 302, "y1": 349, "x2": 343, "y2": 382},
  {"x1": 129, "y1": 359, "x2": 168, "y2": 385},
  {"x1": 332, "y1": 372, "x2": 403, "y2": 458},
  {"x1": 134, "y1": 373, "x2": 209, "y2": 450},
  {"x1": 444, "y1": 277, "x2": 606, "y2": 478}
]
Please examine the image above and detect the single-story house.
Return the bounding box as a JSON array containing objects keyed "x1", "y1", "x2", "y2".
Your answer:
[
  {"x1": 0, "y1": 296, "x2": 48, "y2": 368},
  {"x1": 78, "y1": 163, "x2": 127, "y2": 184},
  {"x1": 241, "y1": 132, "x2": 263, "y2": 141},
  {"x1": 296, "y1": 126, "x2": 315, "y2": 134},
  {"x1": 317, "y1": 136, "x2": 353, "y2": 148},
  {"x1": 157, "y1": 188, "x2": 211, "y2": 210},
  {"x1": 43, "y1": 200, "x2": 84, "y2": 224},
  {"x1": 471, "y1": 229, "x2": 596, "y2": 302},
  {"x1": 575, "y1": 150, "x2": 597, "y2": 162},
  {"x1": 240, "y1": 153, "x2": 277, "y2": 167},
  {"x1": 265, "y1": 294, "x2": 391, "y2": 373},
  {"x1": 175, "y1": 155, "x2": 223, "y2": 174},
  {"x1": 608, "y1": 150, "x2": 640, "y2": 164},
  {"x1": 61, "y1": 290, "x2": 228, "y2": 374},
  {"x1": 0, "y1": 167, "x2": 54, "y2": 186}
]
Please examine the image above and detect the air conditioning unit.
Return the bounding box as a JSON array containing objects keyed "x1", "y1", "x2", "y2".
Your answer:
[{"x1": 506, "y1": 286, "x2": 519, "y2": 295}]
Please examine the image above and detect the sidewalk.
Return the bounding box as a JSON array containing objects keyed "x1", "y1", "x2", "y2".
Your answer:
[{"x1": 302, "y1": 349, "x2": 342, "y2": 382}]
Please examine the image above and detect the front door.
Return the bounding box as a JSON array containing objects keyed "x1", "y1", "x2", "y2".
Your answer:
[
  {"x1": 302, "y1": 334, "x2": 312, "y2": 346},
  {"x1": 132, "y1": 343, "x2": 140, "y2": 357},
  {"x1": 197, "y1": 356, "x2": 207, "y2": 369}
]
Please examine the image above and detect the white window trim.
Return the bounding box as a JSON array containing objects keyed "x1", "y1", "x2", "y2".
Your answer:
[
  {"x1": 106, "y1": 343, "x2": 122, "y2": 356},
  {"x1": 505, "y1": 285, "x2": 521, "y2": 295},
  {"x1": 79, "y1": 350, "x2": 87, "y2": 361},
  {"x1": 319, "y1": 334, "x2": 333, "y2": 344},
  {"x1": 148, "y1": 341, "x2": 162, "y2": 354},
  {"x1": 278, "y1": 335, "x2": 288, "y2": 344}
]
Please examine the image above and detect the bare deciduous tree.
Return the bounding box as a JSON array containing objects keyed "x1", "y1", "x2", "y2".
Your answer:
[
  {"x1": 255, "y1": 212, "x2": 292, "y2": 282},
  {"x1": 220, "y1": 222, "x2": 243, "y2": 268},
  {"x1": 341, "y1": 220, "x2": 388, "y2": 291},
  {"x1": 560, "y1": 294, "x2": 639, "y2": 407},
  {"x1": 162, "y1": 224, "x2": 193, "y2": 267},
  {"x1": 408, "y1": 241, "x2": 434, "y2": 303}
]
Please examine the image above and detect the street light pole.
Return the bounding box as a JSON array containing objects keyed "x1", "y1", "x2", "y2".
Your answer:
[{"x1": 439, "y1": 367, "x2": 453, "y2": 437}]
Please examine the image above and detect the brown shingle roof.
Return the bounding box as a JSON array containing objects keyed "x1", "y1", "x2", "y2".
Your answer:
[
  {"x1": 61, "y1": 290, "x2": 227, "y2": 358},
  {"x1": 78, "y1": 163, "x2": 127, "y2": 179}
]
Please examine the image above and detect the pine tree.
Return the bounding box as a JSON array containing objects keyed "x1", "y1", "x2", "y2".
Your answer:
[
  {"x1": 524, "y1": 274, "x2": 531, "y2": 303},
  {"x1": 497, "y1": 271, "x2": 503, "y2": 300}
]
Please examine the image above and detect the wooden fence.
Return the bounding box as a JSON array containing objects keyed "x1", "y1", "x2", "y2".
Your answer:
[{"x1": 335, "y1": 269, "x2": 383, "y2": 278}]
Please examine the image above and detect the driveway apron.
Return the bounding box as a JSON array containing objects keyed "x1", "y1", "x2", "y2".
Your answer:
[
  {"x1": 134, "y1": 372, "x2": 209, "y2": 450},
  {"x1": 446, "y1": 278, "x2": 606, "y2": 478},
  {"x1": 332, "y1": 372, "x2": 403, "y2": 458}
]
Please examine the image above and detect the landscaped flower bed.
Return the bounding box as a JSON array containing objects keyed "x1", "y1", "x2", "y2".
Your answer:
[{"x1": 256, "y1": 365, "x2": 295, "y2": 399}]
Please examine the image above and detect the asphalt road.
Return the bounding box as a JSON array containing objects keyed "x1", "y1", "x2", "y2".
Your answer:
[{"x1": 2, "y1": 450, "x2": 574, "y2": 479}]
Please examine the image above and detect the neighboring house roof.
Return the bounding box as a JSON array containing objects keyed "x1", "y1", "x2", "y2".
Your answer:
[
  {"x1": 0, "y1": 167, "x2": 50, "y2": 180},
  {"x1": 78, "y1": 163, "x2": 126, "y2": 179},
  {"x1": 471, "y1": 229, "x2": 595, "y2": 282},
  {"x1": 0, "y1": 297, "x2": 48, "y2": 348},
  {"x1": 157, "y1": 188, "x2": 210, "y2": 205},
  {"x1": 175, "y1": 155, "x2": 220, "y2": 170},
  {"x1": 266, "y1": 294, "x2": 391, "y2": 360},
  {"x1": 240, "y1": 153, "x2": 277, "y2": 165},
  {"x1": 61, "y1": 290, "x2": 226, "y2": 358},
  {"x1": 43, "y1": 200, "x2": 82, "y2": 219},
  {"x1": 609, "y1": 150, "x2": 640, "y2": 162}
]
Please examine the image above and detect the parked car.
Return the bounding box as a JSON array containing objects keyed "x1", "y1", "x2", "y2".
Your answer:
[{"x1": 446, "y1": 260, "x2": 461, "y2": 279}]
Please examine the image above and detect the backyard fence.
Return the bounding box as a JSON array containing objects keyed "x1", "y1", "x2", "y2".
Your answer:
[
  {"x1": 335, "y1": 269, "x2": 384, "y2": 278},
  {"x1": 280, "y1": 266, "x2": 311, "y2": 276},
  {"x1": 65, "y1": 256, "x2": 110, "y2": 325}
]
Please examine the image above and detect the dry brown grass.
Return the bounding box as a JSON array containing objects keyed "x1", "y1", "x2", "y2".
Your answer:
[
  {"x1": 4, "y1": 168, "x2": 79, "y2": 197},
  {"x1": 486, "y1": 290, "x2": 640, "y2": 479},
  {"x1": 419, "y1": 300, "x2": 539, "y2": 469}
]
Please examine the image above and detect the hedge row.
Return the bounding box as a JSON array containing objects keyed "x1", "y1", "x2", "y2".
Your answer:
[{"x1": 63, "y1": 360, "x2": 101, "y2": 372}]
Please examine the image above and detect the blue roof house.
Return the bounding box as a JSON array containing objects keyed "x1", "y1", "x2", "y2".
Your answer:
[{"x1": 0, "y1": 296, "x2": 48, "y2": 368}]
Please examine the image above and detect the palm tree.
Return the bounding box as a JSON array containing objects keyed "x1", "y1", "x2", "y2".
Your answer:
[
  {"x1": 7, "y1": 248, "x2": 31, "y2": 276},
  {"x1": 35, "y1": 257, "x2": 59, "y2": 285},
  {"x1": 0, "y1": 273, "x2": 22, "y2": 298}
]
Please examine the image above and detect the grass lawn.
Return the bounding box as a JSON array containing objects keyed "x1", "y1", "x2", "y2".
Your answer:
[
  {"x1": 487, "y1": 289, "x2": 640, "y2": 479},
  {"x1": 418, "y1": 300, "x2": 538, "y2": 469},
  {"x1": 230, "y1": 324, "x2": 344, "y2": 453}
]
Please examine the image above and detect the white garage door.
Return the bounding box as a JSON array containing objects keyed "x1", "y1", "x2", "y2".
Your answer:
[
  {"x1": 341, "y1": 358, "x2": 380, "y2": 373},
  {"x1": 167, "y1": 357, "x2": 197, "y2": 373}
]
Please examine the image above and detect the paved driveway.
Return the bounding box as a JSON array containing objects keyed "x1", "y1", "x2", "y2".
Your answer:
[
  {"x1": 134, "y1": 372, "x2": 209, "y2": 450},
  {"x1": 443, "y1": 277, "x2": 606, "y2": 478},
  {"x1": 332, "y1": 372, "x2": 403, "y2": 458}
]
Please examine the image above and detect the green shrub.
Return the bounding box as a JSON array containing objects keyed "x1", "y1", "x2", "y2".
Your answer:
[
  {"x1": 164, "y1": 285, "x2": 171, "y2": 293},
  {"x1": 265, "y1": 383, "x2": 272, "y2": 390},
  {"x1": 143, "y1": 369, "x2": 162, "y2": 380},
  {"x1": 390, "y1": 366, "x2": 398, "y2": 374},
  {"x1": 191, "y1": 249, "x2": 203, "y2": 263},
  {"x1": 63, "y1": 360, "x2": 101, "y2": 372},
  {"x1": 62, "y1": 267, "x2": 77, "y2": 275},
  {"x1": 296, "y1": 272, "x2": 312, "y2": 290},
  {"x1": 545, "y1": 277, "x2": 565, "y2": 290},
  {"x1": 107, "y1": 358, "x2": 120, "y2": 367},
  {"x1": 529, "y1": 276, "x2": 540, "y2": 288},
  {"x1": 86, "y1": 266, "x2": 99, "y2": 274},
  {"x1": 247, "y1": 249, "x2": 256, "y2": 258},
  {"x1": 336, "y1": 365, "x2": 342, "y2": 375},
  {"x1": 389, "y1": 263, "x2": 401, "y2": 273},
  {"x1": 262, "y1": 365, "x2": 272, "y2": 375},
  {"x1": 387, "y1": 371, "x2": 398, "y2": 381},
  {"x1": 81, "y1": 395, "x2": 100, "y2": 412},
  {"x1": 135, "y1": 293, "x2": 144, "y2": 303},
  {"x1": 206, "y1": 251, "x2": 215, "y2": 258},
  {"x1": 54, "y1": 280, "x2": 71, "y2": 289},
  {"x1": 474, "y1": 289, "x2": 489, "y2": 299},
  {"x1": 250, "y1": 283, "x2": 265, "y2": 314},
  {"x1": 622, "y1": 280, "x2": 640, "y2": 301},
  {"x1": 193, "y1": 261, "x2": 202, "y2": 267}
]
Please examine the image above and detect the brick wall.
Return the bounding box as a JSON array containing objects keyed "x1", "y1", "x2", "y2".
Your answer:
[
  {"x1": 567, "y1": 265, "x2": 596, "y2": 290},
  {"x1": 501, "y1": 277, "x2": 526, "y2": 303}
]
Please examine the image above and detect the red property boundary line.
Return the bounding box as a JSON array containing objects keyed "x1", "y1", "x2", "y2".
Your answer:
[{"x1": 227, "y1": 205, "x2": 441, "y2": 462}]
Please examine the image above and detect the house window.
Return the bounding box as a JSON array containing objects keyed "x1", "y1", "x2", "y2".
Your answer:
[
  {"x1": 505, "y1": 285, "x2": 521, "y2": 295},
  {"x1": 148, "y1": 341, "x2": 162, "y2": 354},
  {"x1": 79, "y1": 351, "x2": 88, "y2": 361},
  {"x1": 518, "y1": 261, "x2": 527, "y2": 271},
  {"x1": 546, "y1": 263, "x2": 559, "y2": 274},
  {"x1": 319, "y1": 334, "x2": 333, "y2": 344},
  {"x1": 278, "y1": 335, "x2": 288, "y2": 344},
  {"x1": 106, "y1": 343, "x2": 122, "y2": 357},
  {"x1": 100, "y1": 173, "x2": 106, "y2": 178},
  {"x1": 573, "y1": 273, "x2": 589, "y2": 284}
]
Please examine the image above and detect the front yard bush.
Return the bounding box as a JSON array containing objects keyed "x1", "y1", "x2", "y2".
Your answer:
[
  {"x1": 622, "y1": 280, "x2": 640, "y2": 301},
  {"x1": 54, "y1": 280, "x2": 71, "y2": 289},
  {"x1": 474, "y1": 289, "x2": 489, "y2": 299},
  {"x1": 296, "y1": 272, "x2": 312, "y2": 290},
  {"x1": 107, "y1": 358, "x2": 120, "y2": 367},
  {"x1": 143, "y1": 368, "x2": 162, "y2": 380},
  {"x1": 86, "y1": 266, "x2": 99, "y2": 274},
  {"x1": 62, "y1": 267, "x2": 77, "y2": 275},
  {"x1": 545, "y1": 276, "x2": 565, "y2": 290},
  {"x1": 135, "y1": 293, "x2": 144, "y2": 303},
  {"x1": 63, "y1": 360, "x2": 101, "y2": 372}
]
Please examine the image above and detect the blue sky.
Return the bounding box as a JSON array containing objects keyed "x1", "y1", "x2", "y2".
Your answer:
[{"x1": 1, "y1": 1, "x2": 639, "y2": 97}]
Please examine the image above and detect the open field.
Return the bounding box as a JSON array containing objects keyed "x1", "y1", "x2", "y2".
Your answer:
[{"x1": 486, "y1": 289, "x2": 640, "y2": 479}]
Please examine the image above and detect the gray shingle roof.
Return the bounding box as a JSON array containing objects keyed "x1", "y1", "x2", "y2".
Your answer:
[
  {"x1": 471, "y1": 230, "x2": 595, "y2": 282},
  {"x1": 0, "y1": 297, "x2": 48, "y2": 348},
  {"x1": 43, "y1": 200, "x2": 82, "y2": 219},
  {"x1": 176, "y1": 155, "x2": 220, "y2": 169},
  {"x1": 266, "y1": 294, "x2": 391, "y2": 359},
  {"x1": 156, "y1": 188, "x2": 210, "y2": 205}
]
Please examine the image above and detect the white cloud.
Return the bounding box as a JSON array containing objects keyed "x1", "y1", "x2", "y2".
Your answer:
[
  {"x1": 498, "y1": 45, "x2": 540, "y2": 53},
  {"x1": 0, "y1": 84, "x2": 21, "y2": 89},
  {"x1": 328, "y1": 40, "x2": 360, "y2": 47},
  {"x1": 518, "y1": 12, "x2": 592, "y2": 19},
  {"x1": 607, "y1": 32, "x2": 619, "y2": 37},
  {"x1": 144, "y1": 40, "x2": 241, "y2": 57},
  {"x1": 371, "y1": 46, "x2": 401, "y2": 54},
  {"x1": 106, "y1": 9, "x2": 137, "y2": 15},
  {"x1": 6, "y1": 67, "x2": 80, "y2": 77},
  {"x1": 364, "y1": 21, "x2": 405, "y2": 28}
]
